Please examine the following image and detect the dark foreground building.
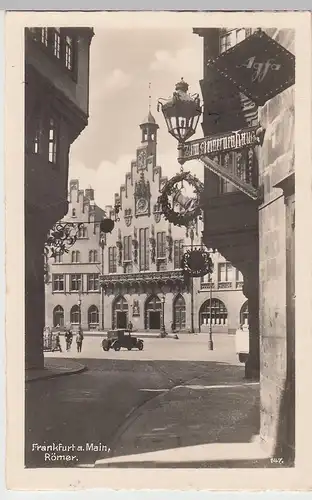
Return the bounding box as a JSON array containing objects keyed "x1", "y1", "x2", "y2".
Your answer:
[
  {"x1": 194, "y1": 27, "x2": 295, "y2": 462},
  {"x1": 25, "y1": 27, "x2": 94, "y2": 369}
]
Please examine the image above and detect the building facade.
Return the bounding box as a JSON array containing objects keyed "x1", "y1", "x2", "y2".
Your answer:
[
  {"x1": 45, "y1": 114, "x2": 247, "y2": 334},
  {"x1": 193, "y1": 27, "x2": 295, "y2": 461},
  {"x1": 25, "y1": 27, "x2": 94, "y2": 368}
]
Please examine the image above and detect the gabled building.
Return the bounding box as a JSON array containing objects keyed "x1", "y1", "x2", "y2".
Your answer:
[{"x1": 45, "y1": 112, "x2": 247, "y2": 335}]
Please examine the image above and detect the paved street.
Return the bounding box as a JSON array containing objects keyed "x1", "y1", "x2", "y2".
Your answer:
[{"x1": 25, "y1": 335, "x2": 260, "y2": 468}]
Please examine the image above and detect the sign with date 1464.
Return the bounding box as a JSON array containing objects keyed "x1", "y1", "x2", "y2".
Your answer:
[{"x1": 182, "y1": 125, "x2": 258, "y2": 161}]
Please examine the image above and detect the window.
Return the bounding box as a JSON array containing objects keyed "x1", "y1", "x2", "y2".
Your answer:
[
  {"x1": 218, "y1": 262, "x2": 233, "y2": 283},
  {"x1": 65, "y1": 35, "x2": 74, "y2": 70},
  {"x1": 108, "y1": 247, "x2": 117, "y2": 273},
  {"x1": 71, "y1": 250, "x2": 80, "y2": 263},
  {"x1": 220, "y1": 28, "x2": 247, "y2": 53},
  {"x1": 173, "y1": 240, "x2": 184, "y2": 269},
  {"x1": 240, "y1": 301, "x2": 249, "y2": 326},
  {"x1": 41, "y1": 27, "x2": 48, "y2": 46},
  {"x1": 156, "y1": 232, "x2": 166, "y2": 258},
  {"x1": 123, "y1": 235, "x2": 132, "y2": 261},
  {"x1": 52, "y1": 274, "x2": 65, "y2": 292},
  {"x1": 200, "y1": 299, "x2": 228, "y2": 326},
  {"x1": 48, "y1": 118, "x2": 58, "y2": 164},
  {"x1": 54, "y1": 252, "x2": 63, "y2": 263},
  {"x1": 87, "y1": 274, "x2": 99, "y2": 291},
  {"x1": 70, "y1": 305, "x2": 80, "y2": 324},
  {"x1": 89, "y1": 250, "x2": 98, "y2": 263},
  {"x1": 69, "y1": 274, "x2": 82, "y2": 291},
  {"x1": 53, "y1": 305, "x2": 64, "y2": 327},
  {"x1": 88, "y1": 305, "x2": 99, "y2": 327},
  {"x1": 139, "y1": 228, "x2": 149, "y2": 271},
  {"x1": 53, "y1": 28, "x2": 61, "y2": 59},
  {"x1": 78, "y1": 225, "x2": 87, "y2": 238},
  {"x1": 72, "y1": 208, "x2": 76, "y2": 217}
]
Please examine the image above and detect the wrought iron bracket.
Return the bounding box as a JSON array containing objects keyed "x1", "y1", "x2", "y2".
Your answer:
[{"x1": 199, "y1": 155, "x2": 262, "y2": 202}]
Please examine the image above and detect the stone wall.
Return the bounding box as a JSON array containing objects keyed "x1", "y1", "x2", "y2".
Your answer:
[{"x1": 258, "y1": 29, "x2": 295, "y2": 459}]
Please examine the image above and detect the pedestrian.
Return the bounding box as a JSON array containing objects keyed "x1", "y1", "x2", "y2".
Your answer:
[
  {"x1": 171, "y1": 322, "x2": 176, "y2": 333},
  {"x1": 127, "y1": 321, "x2": 133, "y2": 333},
  {"x1": 76, "y1": 328, "x2": 84, "y2": 353},
  {"x1": 53, "y1": 331, "x2": 62, "y2": 352},
  {"x1": 65, "y1": 326, "x2": 73, "y2": 351}
]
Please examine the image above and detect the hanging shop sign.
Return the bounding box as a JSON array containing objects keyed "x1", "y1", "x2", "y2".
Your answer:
[
  {"x1": 157, "y1": 171, "x2": 204, "y2": 227},
  {"x1": 182, "y1": 125, "x2": 258, "y2": 161},
  {"x1": 181, "y1": 248, "x2": 214, "y2": 278},
  {"x1": 208, "y1": 29, "x2": 295, "y2": 106}
]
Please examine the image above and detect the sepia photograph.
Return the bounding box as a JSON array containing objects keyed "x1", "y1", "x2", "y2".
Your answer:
[{"x1": 6, "y1": 10, "x2": 311, "y2": 491}]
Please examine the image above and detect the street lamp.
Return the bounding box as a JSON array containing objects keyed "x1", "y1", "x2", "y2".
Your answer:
[
  {"x1": 158, "y1": 78, "x2": 201, "y2": 165},
  {"x1": 208, "y1": 274, "x2": 214, "y2": 351},
  {"x1": 77, "y1": 291, "x2": 82, "y2": 331},
  {"x1": 158, "y1": 79, "x2": 264, "y2": 202},
  {"x1": 160, "y1": 295, "x2": 166, "y2": 338}
]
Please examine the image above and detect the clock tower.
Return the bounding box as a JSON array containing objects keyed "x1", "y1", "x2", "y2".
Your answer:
[{"x1": 137, "y1": 110, "x2": 159, "y2": 170}]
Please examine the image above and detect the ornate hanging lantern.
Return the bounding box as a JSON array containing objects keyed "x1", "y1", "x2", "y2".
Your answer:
[{"x1": 158, "y1": 78, "x2": 202, "y2": 143}]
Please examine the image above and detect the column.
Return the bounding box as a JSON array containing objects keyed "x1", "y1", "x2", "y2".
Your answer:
[
  {"x1": 25, "y1": 214, "x2": 46, "y2": 369},
  {"x1": 243, "y1": 267, "x2": 260, "y2": 380}
]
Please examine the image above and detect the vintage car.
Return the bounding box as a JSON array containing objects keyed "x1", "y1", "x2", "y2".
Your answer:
[{"x1": 101, "y1": 329, "x2": 144, "y2": 352}]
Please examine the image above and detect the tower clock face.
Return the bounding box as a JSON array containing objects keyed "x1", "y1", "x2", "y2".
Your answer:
[
  {"x1": 137, "y1": 150, "x2": 147, "y2": 169},
  {"x1": 136, "y1": 198, "x2": 148, "y2": 213}
]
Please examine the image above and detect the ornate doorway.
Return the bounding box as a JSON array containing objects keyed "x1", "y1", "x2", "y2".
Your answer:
[
  {"x1": 112, "y1": 296, "x2": 128, "y2": 329},
  {"x1": 145, "y1": 295, "x2": 161, "y2": 330},
  {"x1": 173, "y1": 294, "x2": 186, "y2": 331}
]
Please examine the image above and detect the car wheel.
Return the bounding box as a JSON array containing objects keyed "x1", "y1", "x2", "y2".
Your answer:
[
  {"x1": 114, "y1": 343, "x2": 121, "y2": 351},
  {"x1": 138, "y1": 342, "x2": 144, "y2": 351}
]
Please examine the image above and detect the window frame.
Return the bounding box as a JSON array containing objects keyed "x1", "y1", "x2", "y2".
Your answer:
[
  {"x1": 52, "y1": 273, "x2": 65, "y2": 292},
  {"x1": 69, "y1": 273, "x2": 82, "y2": 292},
  {"x1": 87, "y1": 273, "x2": 100, "y2": 291}
]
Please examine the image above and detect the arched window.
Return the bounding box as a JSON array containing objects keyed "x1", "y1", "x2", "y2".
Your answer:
[
  {"x1": 199, "y1": 299, "x2": 228, "y2": 326},
  {"x1": 173, "y1": 294, "x2": 186, "y2": 330},
  {"x1": 71, "y1": 250, "x2": 80, "y2": 263},
  {"x1": 88, "y1": 305, "x2": 99, "y2": 328},
  {"x1": 89, "y1": 250, "x2": 98, "y2": 263},
  {"x1": 240, "y1": 301, "x2": 249, "y2": 327},
  {"x1": 70, "y1": 305, "x2": 81, "y2": 325},
  {"x1": 53, "y1": 305, "x2": 64, "y2": 327}
]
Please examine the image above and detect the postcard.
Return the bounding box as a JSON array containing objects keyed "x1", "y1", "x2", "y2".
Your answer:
[{"x1": 5, "y1": 9, "x2": 312, "y2": 491}]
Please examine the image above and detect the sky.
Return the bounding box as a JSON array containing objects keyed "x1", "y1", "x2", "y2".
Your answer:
[{"x1": 69, "y1": 28, "x2": 205, "y2": 209}]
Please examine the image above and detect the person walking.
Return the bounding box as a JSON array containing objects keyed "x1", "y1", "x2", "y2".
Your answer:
[
  {"x1": 76, "y1": 328, "x2": 84, "y2": 353},
  {"x1": 127, "y1": 321, "x2": 133, "y2": 333},
  {"x1": 65, "y1": 327, "x2": 73, "y2": 352}
]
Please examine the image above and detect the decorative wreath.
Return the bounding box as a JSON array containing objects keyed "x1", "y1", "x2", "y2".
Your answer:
[
  {"x1": 181, "y1": 248, "x2": 214, "y2": 278},
  {"x1": 157, "y1": 171, "x2": 204, "y2": 227}
]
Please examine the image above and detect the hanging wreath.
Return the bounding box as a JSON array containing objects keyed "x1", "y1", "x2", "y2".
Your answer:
[
  {"x1": 157, "y1": 171, "x2": 204, "y2": 227},
  {"x1": 181, "y1": 248, "x2": 214, "y2": 278}
]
